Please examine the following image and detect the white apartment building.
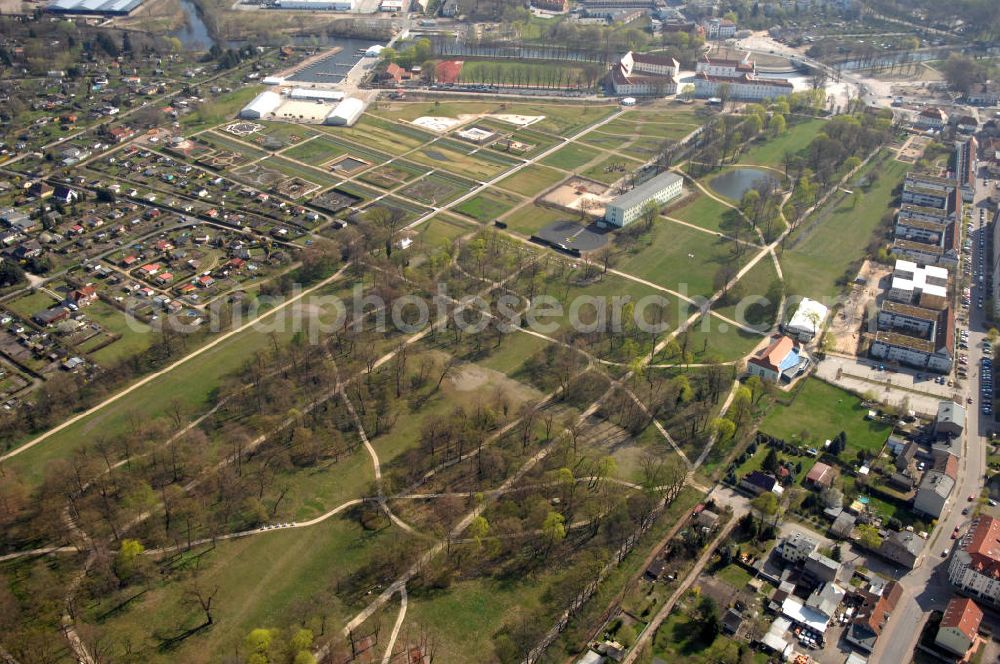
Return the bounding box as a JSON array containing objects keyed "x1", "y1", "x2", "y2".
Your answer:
[
  {"x1": 604, "y1": 171, "x2": 683, "y2": 226},
  {"x1": 949, "y1": 516, "x2": 1000, "y2": 608}
]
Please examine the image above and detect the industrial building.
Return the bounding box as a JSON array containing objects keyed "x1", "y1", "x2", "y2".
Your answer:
[
  {"x1": 604, "y1": 171, "x2": 683, "y2": 226},
  {"x1": 324, "y1": 97, "x2": 366, "y2": 126},
  {"x1": 289, "y1": 88, "x2": 344, "y2": 102},
  {"x1": 272, "y1": 0, "x2": 353, "y2": 9},
  {"x1": 46, "y1": 0, "x2": 144, "y2": 13},
  {"x1": 239, "y1": 91, "x2": 283, "y2": 119}
]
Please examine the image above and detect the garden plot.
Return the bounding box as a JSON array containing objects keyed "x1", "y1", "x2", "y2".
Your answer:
[
  {"x1": 233, "y1": 162, "x2": 288, "y2": 188},
  {"x1": 400, "y1": 172, "x2": 477, "y2": 206},
  {"x1": 358, "y1": 161, "x2": 426, "y2": 190}
]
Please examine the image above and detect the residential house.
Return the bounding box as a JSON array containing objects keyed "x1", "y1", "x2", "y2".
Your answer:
[
  {"x1": 66, "y1": 285, "x2": 97, "y2": 307},
  {"x1": 806, "y1": 462, "x2": 834, "y2": 489},
  {"x1": 739, "y1": 470, "x2": 784, "y2": 497},
  {"x1": 914, "y1": 454, "x2": 958, "y2": 518},
  {"x1": 746, "y1": 335, "x2": 809, "y2": 383},
  {"x1": 877, "y1": 530, "x2": 926, "y2": 570},
  {"x1": 845, "y1": 581, "x2": 903, "y2": 652},
  {"x1": 934, "y1": 400, "x2": 966, "y2": 439},
  {"x1": 803, "y1": 551, "x2": 840, "y2": 585},
  {"x1": 935, "y1": 597, "x2": 983, "y2": 657},
  {"x1": 805, "y1": 582, "x2": 845, "y2": 620},
  {"x1": 778, "y1": 532, "x2": 818, "y2": 564}
]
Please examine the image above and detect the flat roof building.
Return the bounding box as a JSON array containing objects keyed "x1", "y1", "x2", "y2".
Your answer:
[
  {"x1": 604, "y1": 171, "x2": 683, "y2": 227},
  {"x1": 785, "y1": 297, "x2": 829, "y2": 342}
]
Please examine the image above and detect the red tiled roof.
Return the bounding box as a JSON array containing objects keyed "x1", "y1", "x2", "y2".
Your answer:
[
  {"x1": 806, "y1": 462, "x2": 832, "y2": 484},
  {"x1": 856, "y1": 581, "x2": 902, "y2": 637},
  {"x1": 965, "y1": 516, "x2": 1000, "y2": 577},
  {"x1": 748, "y1": 335, "x2": 794, "y2": 371},
  {"x1": 941, "y1": 597, "x2": 983, "y2": 642}
]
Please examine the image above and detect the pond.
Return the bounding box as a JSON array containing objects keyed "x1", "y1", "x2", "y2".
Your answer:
[{"x1": 709, "y1": 167, "x2": 779, "y2": 201}]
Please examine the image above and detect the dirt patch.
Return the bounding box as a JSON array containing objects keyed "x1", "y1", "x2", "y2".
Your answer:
[
  {"x1": 449, "y1": 362, "x2": 539, "y2": 402},
  {"x1": 828, "y1": 259, "x2": 889, "y2": 355}
]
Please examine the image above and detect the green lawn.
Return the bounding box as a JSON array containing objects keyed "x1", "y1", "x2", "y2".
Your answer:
[
  {"x1": 654, "y1": 607, "x2": 768, "y2": 664},
  {"x1": 581, "y1": 154, "x2": 644, "y2": 185},
  {"x1": 84, "y1": 300, "x2": 154, "y2": 365},
  {"x1": 618, "y1": 221, "x2": 749, "y2": 298},
  {"x1": 737, "y1": 118, "x2": 828, "y2": 169},
  {"x1": 454, "y1": 188, "x2": 523, "y2": 222},
  {"x1": 181, "y1": 86, "x2": 264, "y2": 133},
  {"x1": 500, "y1": 203, "x2": 568, "y2": 236},
  {"x1": 712, "y1": 255, "x2": 781, "y2": 328},
  {"x1": 412, "y1": 213, "x2": 474, "y2": 251},
  {"x1": 4, "y1": 289, "x2": 59, "y2": 319},
  {"x1": 83, "y1": 515, "x2": 403, "y2": 664},
  {"x1": 258, "y1": 155, "x2": 340, "y2": 188},
  {"x1": 715, "y1": 563, "x2": 752, "y2": 590},
  {"x1": 495, "y1": 164, "x2": 566, "y2": 197},
  {"x1": 281, "y1": 136, "x2": 349, "y2": 164},
  {"x1": 760, "y1": 378, "x2": 891, "y2": 454},
  {"x1": 666, "y1": 193, "x2": 739, "y2": 234},
  {"x1": 780, "y1": 153, "x2": 909, "y2": 299},
  {"x1": 540, "y1": 143, "x2": 603, "y2": 171},
  {"x1": 671, "y1": 315, "x2": 765, "y2": 363}
]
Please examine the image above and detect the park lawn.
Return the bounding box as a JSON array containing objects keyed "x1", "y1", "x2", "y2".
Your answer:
[
  {"x1": 258, "y1": 155, "x2": 340, "y2": 188},
  {"x1": 325, "y1": 115, "x2": 436, "y2": 154},
  {"x1": 540, "y1": 143, "x2": 603, "y2": 171},
  {"x1": 617, "y1": 221, "x2": 749, "y2": 298},
  {"x1": 525, "y1": 102, "x2": 619, "y2": 136},
  {"x1": 85, "y1": 301, "x2": 154, "y2": 365},
  {"x1": 596, "y1": 119, "x2": 699, "y2": 141},
  {"x1": 500, "y1": 203, "x2": 568, "y2": 237},
  {"x1": 83, "y1": 515, "x2": 404, "y2": 664},
  {"x1": 279, "y1": 447, "x2": 374, "y2": 521},
  {"x1": 780, "y1": 153, "x2": 909, "y2": 299},
  {"x1": 4, "y1": 289, "x2": 59, "y2": 319},
  {"x1": 581, "y1": 154, "x2": 645, "y2": 185},
  {"x1": 198, "y1": 131, "x2": 270, "y2": 160},
  {"x1": 475, "y1": 331, "x2": 554, "y2": 378},
  {"x1": 666, "y1": 193, "x2": 739, "y2": 234},
  {"x1": 495, "y1": 164, "x2": 566, "y2": 197},
  {"x1": 760, "y1": 378, "x2": 891, "y2": 454},
  {"x1": 671, "y1": 315, "x2": 765, "y2": 364},
  {"x1": 737, "y1": 118, "x2": 827, "y2": 168},
  {"x1": 3, "y1": 277, "x2": 362, "y2": 488},
  {"x1": 400, "y1": 171, "x2": 477, "y2": 206},
  {"x1": 412, "y1": 212, "x2": 475, "y2": 251},
  {"x1": 281, "y1": 135, "x2": 349, "y2": 164},
  {"x1": 533, "y1": 271, "x2": 688, "y2": 343},
  {"x1": 712, "y1": 255, "x2": 781, "y2": 327},
  {"x1": 406, "y1": 575, "x2": 547, "y2": 663},
  {"x1": 181, "y1": 86, "x2": 264, "y2": 132},
  {"x1": 454, "y1": 188, "x2": 524, "y2": 222},
  {"x1": 409, "y1": 143, "x2": 516, "y2": 180}
]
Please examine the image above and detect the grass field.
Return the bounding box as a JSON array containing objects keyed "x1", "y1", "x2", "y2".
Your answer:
[
  {"x1": 502, "y1": 203, "x2": 571, "y2": 236},
  {"x1": 371, "y1": 101, "x2": 618, "y2": 138},
  {"x1": 618, "y1": 221, "x2": 749, "y2": 298},
  {"x1": 85, "y1": 300, "x2": 154, "y2": 365},
  {"x1": 737, "y1": 118, "x2": 827, "y2": 168},
  {"x1": 198, "y1": 131, "x2": 270, "y2": 160},
  {"x1": 5, "y1": 289, "x2": 58, "y2": 319},
  {"x1": 712, "y1": 255, "x2": 781, "y2": 327},
  {"x1": 412, "y1": 213, "x2": 475, "y2": 250},
  {"x1": 181, "y1": 86, "x2": 264, "y2": 133},
  {"x1": 581, "y1": 154, "x2": 644, "y2": 185},
  {"x1": 454, "y1": 188, "x2": 523, "y2": 222},
  {"x1": 323, "y1": 115, "x2": 436, "y2": 155},
  {"x1": 495, "y1": 164, "x2": 566, "y2": 197},
  {"x1": 258, "y1": 155, "x2": 340, "y2": 188},
  {"x1": 401, "y1": 171, "x2": 477, "y2": 206},
  {"x1": 409, "y1": 142, "x2": 517, "y2": 180},
  {"x1": 358, "y1": 160, "x2": 426, "y2": 190},
  {"x1": 281, "y1": 136, "x2": 349, "y2": 164},
  {"x1": 666, "y1": 193, "x2": 739, "y2": 234},
  {"x1": 672, "y1": 315, "x2": 765, "y2": 363},
  {"x1": 760, "y1": 378, "x2": 891, "y2": 454},
  {"x1": 84, "y1": 515, "x2": 402, "y2": 664},
  {"x1": 780, "y1": 153, "x2": 908, "y2": 299},
  {"x1": 653, "y1": 601, "x2": 769, "y2": 664},
  {"x1": 540, "y1": 143, "x2": 603, "y2": 171}
]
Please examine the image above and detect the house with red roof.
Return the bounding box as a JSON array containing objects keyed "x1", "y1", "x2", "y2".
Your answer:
[
  {"x1": 949, "y1": 516, "x2": 1000, "y2": 607},
  {"x1": 935, "y1": 597, "x2": 983, "y2": 657},
  {"x1": 746, "y1": 335, "x2": 809, "y2": 383},
  {"x1": 66, "y1": 284, "x2": 97, "y2": 307},
  {"x1": 846, "y1": 581, "x2": 903, "y2": 652},
  {"x1": 805, "y1": 462, "x2": 834, "y2": 489}
]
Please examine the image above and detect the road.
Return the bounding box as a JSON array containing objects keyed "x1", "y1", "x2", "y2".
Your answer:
[{"x1": 871, "y1": 173, "x2": 992, "y2": 664}]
